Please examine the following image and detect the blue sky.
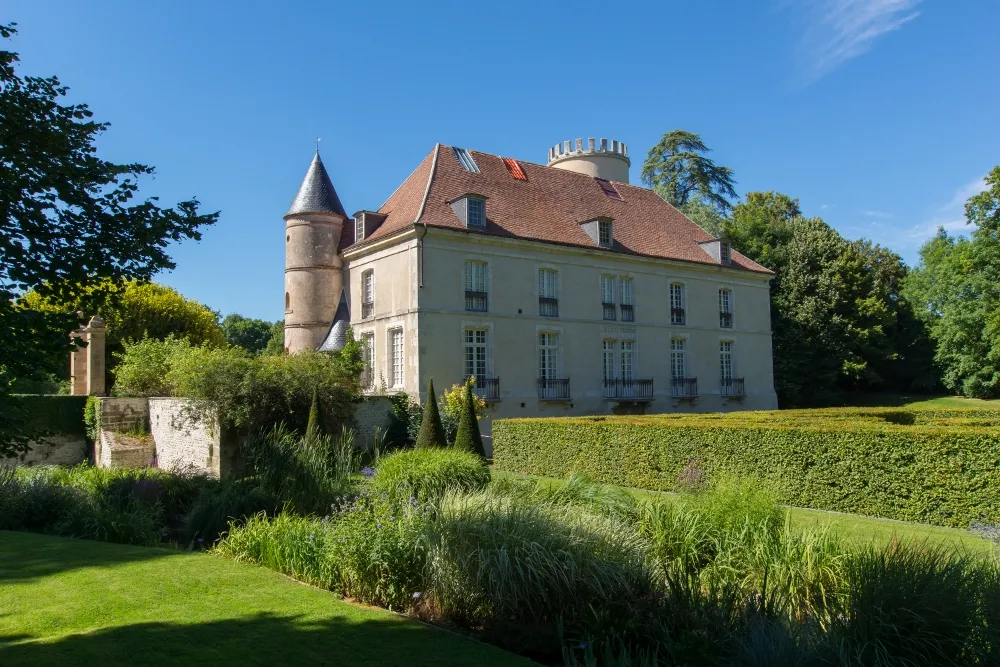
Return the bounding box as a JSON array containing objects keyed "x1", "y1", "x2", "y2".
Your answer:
[{"x1": 6, "y1": 1, "x2": 999, "y2": 321}]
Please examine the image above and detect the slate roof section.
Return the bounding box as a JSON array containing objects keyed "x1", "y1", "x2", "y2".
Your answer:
[
  {"x1": 342, "y1": 145, "x2": 772, "y2": 275},
  {"x1": 318, "y1": 291, "x2": 351, "y2": 352},
  {"x1": 286, "y1": 151, "x2": 348, "y2": 218}
]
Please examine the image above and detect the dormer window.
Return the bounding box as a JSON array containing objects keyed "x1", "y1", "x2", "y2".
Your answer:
[
  {"x1": 450, "y1": 194, "x2": 487, "y2": 228},
  {"x1": 598, "y1": 220, "x2": 613, "y2": 247},
  {"x1": 720, "y1": 241, "x2": 732, "y2": 264}
]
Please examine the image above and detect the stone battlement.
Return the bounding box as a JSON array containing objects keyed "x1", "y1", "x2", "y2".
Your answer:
[{"x1": 547, "y1": 138, "x2": 630, "y2": 165}]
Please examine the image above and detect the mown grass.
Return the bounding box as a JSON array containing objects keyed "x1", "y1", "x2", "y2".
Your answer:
[
  {"x1": 493, "y1": 470, "x2": 997, "y2": 556},
  {"x1": 841, "y1": 393, "x2": 1000, "y2": 409},
  {"x1": 0, "y1": 530, "x2": 534, "y2": 667}
]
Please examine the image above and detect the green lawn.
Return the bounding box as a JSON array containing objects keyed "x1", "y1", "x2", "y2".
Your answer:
[
  {"x1": 840, "y1": 393, "x2": 1000, "y2": 409},
  {"x1": 0, "y1": 531, "x2": 534, "y2": 667},
  {"x1": 494, "y1": 471, "x2": 997, "y2": 557}
]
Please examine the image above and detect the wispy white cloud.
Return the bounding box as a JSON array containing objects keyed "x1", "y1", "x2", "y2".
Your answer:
[
  {"x1": 861, "y1": 209, "x2": 893, "y2": 218},
  {"x1": 902, "y1": 175, "x2": 987, "y2": 253},
  {"x1": 787, "y1": 0, "x2": 922, "y2": 81}
]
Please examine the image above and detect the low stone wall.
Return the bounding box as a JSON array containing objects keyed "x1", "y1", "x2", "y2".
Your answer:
[
  {"x1": 149, "y1": 398, "x2": 236, "y2": 477},
  {"x1": 10, "y1": 395, "x2": 395, "y2": 477},
  {"x1": 95, "y1": 397, "x2": 151, "y2": 469},
  {"x1": 9, "y1": 434, "x2": 87, "y2": 467},
  {"x1": 353, "y1": 396, "x2": 396, "y2": 449},
  {"x1": 98, "y1": 431, "x2": 155, "y2": 468}
]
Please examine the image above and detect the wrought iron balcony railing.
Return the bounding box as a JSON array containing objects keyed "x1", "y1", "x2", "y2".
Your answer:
[
  {"x1": 602, "y1": 303, "x2": 616, "y2": 320},
  {"x1": 465, "y1": 290, "x2": 488, "y2": 312},
  {"x1": 539, "y1": 297, "x2": 559, "y2": 317},
  {"x1": 603, "y1": 378, "x2": 653, "y2": 401},
  {"x1": 670, "y1": 307, "x2": 686, "y2": 325},
  {"x1": 620, "y1": 304, "x2": 634, "y2": 322},
  {"x1": 671, "y1": 377, "x2": 698, "y2": 398},
  {"x1": 719, "y1": 311, "x2": 733, "y2": 329},
  {"x1": 362, "y1": 301, "x2": 374, "y2": 319},
  {"x1": 537, "y1": 377, "x2": 570, "y2": 400},
  {"x1": 720, "y1": 377, "x2": 745, "y2": 397},
  {"x1": 473, "y1": 377, "x2": 500, "y2": 401}
]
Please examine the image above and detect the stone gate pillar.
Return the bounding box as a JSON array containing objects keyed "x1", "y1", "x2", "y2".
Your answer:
[{"x1": 70, "y1": 315, "x2": 106, "y2": 396}]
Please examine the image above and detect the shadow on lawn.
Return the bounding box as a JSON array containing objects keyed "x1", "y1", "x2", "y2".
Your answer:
[
  {"x1": 0, "y1": 612, "x2": 532, "y2": 667},
  {"x1": 0, "y1": 531, "x2": 178, "y2": 583}
]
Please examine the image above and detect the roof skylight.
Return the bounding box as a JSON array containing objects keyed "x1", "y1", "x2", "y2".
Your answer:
[
  {"x1": 501, "y1": 157, "x2": 527, "y2": 180},
  {"x1": 453, "y1": 147, "x2": 480, "y2": 173},
  {"x1": 594, "y1": 177, "x2": 623, "y2": 201}
]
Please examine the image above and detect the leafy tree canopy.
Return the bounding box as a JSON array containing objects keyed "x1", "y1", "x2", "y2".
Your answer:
[
  {"x1": 641, "y1": 130, "x2": 737, "y2": 214},
  {"x1": 21, "y1": 279, "x2": 223, "y2": 360},
  {"x1": 0, "y1": 23, "x2": 217, "y2": 455},
  {"x1": 905, "y1": 167, "x2": 1000, "y2": 398},
  {"x1": 727, "y1": 193, "x2": 937, "y2": 405},
  {"x1": 221, "y1": 314, "x2": 275, "y2": 355}
]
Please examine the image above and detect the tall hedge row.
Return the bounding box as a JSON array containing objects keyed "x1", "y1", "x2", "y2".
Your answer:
[
  {"x1": 10, "y1": 395, "x2": 88, "y2": 437},
  {"x1": 492, "y1": 408, "x2": 1000, "y2": 528}
]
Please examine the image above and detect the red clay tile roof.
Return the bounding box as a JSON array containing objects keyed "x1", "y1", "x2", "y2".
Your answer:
[{"x1": 343, "y1": 144, "x2": 772, "y2": 275}]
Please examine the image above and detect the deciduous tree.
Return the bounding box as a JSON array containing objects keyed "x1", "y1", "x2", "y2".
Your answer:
[{"x1": 0, "y1": 23, "x2": 217, "y2": 456}]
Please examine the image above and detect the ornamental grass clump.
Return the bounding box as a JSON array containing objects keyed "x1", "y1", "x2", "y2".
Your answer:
[
  {"x1": 369, "y1": 447, "x2": 489, "y2": 505},
  {"x1": 215, "y1": 512, "x2": 337, "y2": 590},
  {"x1": 423, "y1": 489, "x2": 656, "y2": 655}
]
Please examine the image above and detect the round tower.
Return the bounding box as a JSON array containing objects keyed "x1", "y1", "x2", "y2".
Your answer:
[
  {"x1": 284, "y1": 150, "x2": 348, "y2": 354},
  {"x1": 547, "y1": 137, "x2": 631, "y2": 184}
]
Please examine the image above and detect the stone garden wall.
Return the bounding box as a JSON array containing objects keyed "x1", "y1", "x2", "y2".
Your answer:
[
  {"x1": 4, "y1": 396, "x2": 88, "y2": 468},
  {"x1": 10, "y1": 395, "x2": 397, "y2": 478},
  {"x1": 353, "y1": 396, "x2": 396, "y2": 450},
  {"x1": 149, "y1": 398, "x2": 237, "y2": 478}
]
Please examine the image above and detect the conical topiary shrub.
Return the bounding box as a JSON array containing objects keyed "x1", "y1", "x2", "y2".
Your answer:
[
  {"x1": 415, "y1": 378, "x2": 447, "y2": 448},
  {"x1": 453, "y1": 382, "x2": 486, "y2": 458},
  {"x1": 305, "y1": 386, "x2": 322, "y2": 441}
]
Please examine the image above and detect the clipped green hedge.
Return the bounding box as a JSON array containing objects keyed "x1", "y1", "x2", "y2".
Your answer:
[
  {"x1": 492, "y1": 407, "x2": 1000, "y2": 528},
  {"x1": 10, "y1": 395, "x2": 88, "y2": 437}
]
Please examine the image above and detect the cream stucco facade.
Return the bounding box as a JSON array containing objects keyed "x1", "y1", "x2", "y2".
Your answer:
[
  {"x1": 285, "y1": 141, "x2": 779, "y2": 449},
  {"x1": 344, "y1": 226, "x2": 778, "y2": 441}
]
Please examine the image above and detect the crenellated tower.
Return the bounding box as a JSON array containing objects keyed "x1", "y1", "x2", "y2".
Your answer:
[
  {"x1": 283, "y1": 150, "x2": 347, "y2": 354},
  {"x1": 547, "y1": 137, "x2": 630, "y2": 184}
]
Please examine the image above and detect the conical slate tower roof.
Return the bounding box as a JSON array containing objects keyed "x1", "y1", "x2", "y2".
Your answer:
[
  {"x1": 318, "y1": 291, "x2": 351, "y2": 352},
  {"x1": 285, "y1": 151, "x2": 347, "y2": 218}
]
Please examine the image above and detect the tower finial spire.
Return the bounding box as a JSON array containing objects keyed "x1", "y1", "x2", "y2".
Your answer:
[{"x1": 315, "y1": 137, "x2": 321, "y2": 153}]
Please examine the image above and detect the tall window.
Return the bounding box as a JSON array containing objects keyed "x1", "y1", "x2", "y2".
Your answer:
[
  {"x1": 538, "y1": 332, "x2": 559, "y2": 379},
  {"x1": 464, "y1": 261, "x2": 488, "y2": 312},
  {"x1": 719, "y1": 288, "x2": 733, "y2": 328},
  {"x1": 598, "y1": 220, "x2": 613, "y2": 247},
  {"x1": 360, "y1": 333, "x2": 375, "y2": 389},
  {"x1": 620, "y1": 277, "x2": 634, "y2": 322},
  {"x1": 670, "y1": 338, "x2": 686, "y2": 379},
  {"x1": 467, "y1": 197, "x2": 485, "y2": 228},
  {"x1": 601, "y1": 275, "x2": 616, "y2": 320},
  {"x1": 720, "y1": 340, "x2": 733, "y2": 382},
  {"x1": 355, "y1": 214, "x2": 365, "y2": 242},
  {"x1": 538, "y1": 269, "x2": 559, "y2": 317},
  {"x1": 464, "y1": 329, "x2": 488, "y2": 383},
  {"x1": 720, "y1": 241, "x2": 731, "y2": 264},
  {"x1": 602, "y1": 339, "x2": 616, "y2": 380},
  {"x1": 389, "y1": 328, "x2": 403, "y2": 387},
  {"x1": 362, "y1": 270, "x2": 375, "y2": 319},
  {"x1": 620, "y1": 340, "x2": 634, "y2": 380},
  {"x1": 670, "y1": 283, "x2": 686, "y2": 325}
]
